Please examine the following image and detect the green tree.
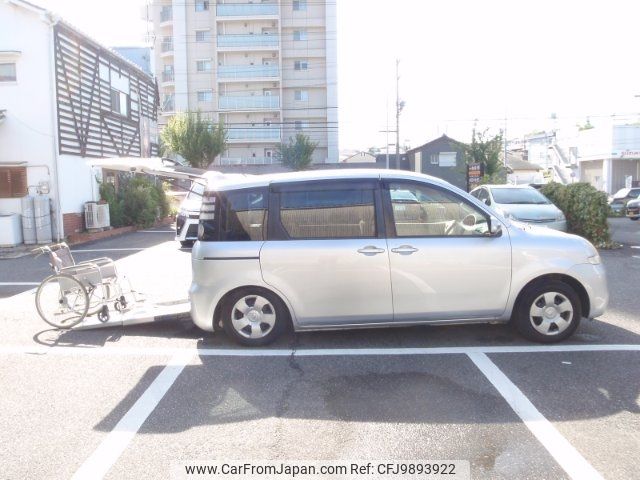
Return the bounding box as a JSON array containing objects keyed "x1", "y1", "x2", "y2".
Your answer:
[
  {"x1": 462, "y1": 129, "x2": 507, "y2": 184},
  {"x1": 160, "y1": 111, "x2": 227, "y2": 168},
  {"x1": 277, "y1": 133, "x2": 318, "y2": 171}
]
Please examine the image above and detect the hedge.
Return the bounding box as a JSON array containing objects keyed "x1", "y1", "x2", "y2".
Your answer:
[
  {"x1": 541, "y1": 182, "x2": 611, "y2": 246},
  {"x1": 99, "y1": 175, "x2": 170, "y2": 229}
]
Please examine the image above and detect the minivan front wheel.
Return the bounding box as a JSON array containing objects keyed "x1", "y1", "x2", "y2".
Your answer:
[
  {"x1": 221, "y1": 289, "x2": 288, "y2": 346},
  {"x1": 514, "y1": 281, "x2": 582, "y2": 343}
]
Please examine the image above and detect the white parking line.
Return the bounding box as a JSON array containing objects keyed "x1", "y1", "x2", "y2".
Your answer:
[
  {"x1": 0, "y1": 344, "x2": 639, "y2": 357},
  {"x1": 137, "y1": 230, "x2": 175, "y2": 233},
  {"x1": 71, "y1": 351, "x2": 193, "y2": 480},
  {"x1": 70, "y1": 248, "x2": 146, "y2": 253},
  {"x1": 0, "y1": 282, "x2": 39, "y2": 286},
  {"x1": 468, "y1": 352, "x2": 603, "y2": 480}
]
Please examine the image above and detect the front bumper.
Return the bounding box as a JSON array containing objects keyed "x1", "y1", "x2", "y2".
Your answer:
[
  {"x1": 566, "y1": 263, "x2": 609, "y2": 319},
  {"x1": 176, "y1": 213, "x2": 199, "y2": 242},
  {"x1": 626, "y1": 206, "x2": 640, "y2": 219}
]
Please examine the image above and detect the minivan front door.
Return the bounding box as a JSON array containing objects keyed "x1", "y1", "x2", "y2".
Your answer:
[
  {"x1": 384, "y1": 181, "x2": 511, "y2": 321},
  {"x1": 260, "y1": 180, "x2": 394, "y2": 327}
]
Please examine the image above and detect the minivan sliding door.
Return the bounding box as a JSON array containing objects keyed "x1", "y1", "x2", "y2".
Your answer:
[
  {"x1": 260, "y1": 180, "x2": 393, "y2": 328},
  {"x1": 383, "y1": 180, "x2": 511, "y2": 321}
]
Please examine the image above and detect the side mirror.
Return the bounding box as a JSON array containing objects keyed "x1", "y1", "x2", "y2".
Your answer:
[
  {"x1": 482, "y1": 198, "x2": 491, "y2": 206},
  {"x1": 487, "y1": 217, "x2": 503, "y2": 237}
]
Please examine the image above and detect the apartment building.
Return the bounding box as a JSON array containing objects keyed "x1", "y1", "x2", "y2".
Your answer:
[{"x1": 148, "y1": 0, "x2": 338, "y2": 165}]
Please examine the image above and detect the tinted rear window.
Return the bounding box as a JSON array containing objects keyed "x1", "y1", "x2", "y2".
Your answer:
[
  {"x1": 279, "y1": 189, "x2": 376, "y2": 239},
  {"x1": 198, "y1": 188, "x2": 267, "y2": 242}
]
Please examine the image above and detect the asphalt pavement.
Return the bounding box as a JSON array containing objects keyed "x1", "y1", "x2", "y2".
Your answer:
[{"x1": 0, "y1": 219, "x2": 638, "y2": 479}]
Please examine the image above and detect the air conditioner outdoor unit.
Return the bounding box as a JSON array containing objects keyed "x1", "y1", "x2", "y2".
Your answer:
[{"x1": 85, "y1": 202, "x2": 110, "y2": 230}]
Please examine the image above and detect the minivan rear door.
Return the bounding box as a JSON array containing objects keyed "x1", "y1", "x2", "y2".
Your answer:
[
  {"x1": 260, "y1": 179, "x2": 394, "y2": 328},
  {"x1": 383, "y1": 180, "x2": 512, "y2": 321}
]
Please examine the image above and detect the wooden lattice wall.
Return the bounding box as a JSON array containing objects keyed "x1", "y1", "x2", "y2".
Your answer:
[{"x1": 54, "y1": 23, "x2": 159, "y2": 158}]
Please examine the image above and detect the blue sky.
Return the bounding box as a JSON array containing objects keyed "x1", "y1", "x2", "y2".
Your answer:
[{"x1": 41, "y1": 0, "x2": 640, "y2": 151}]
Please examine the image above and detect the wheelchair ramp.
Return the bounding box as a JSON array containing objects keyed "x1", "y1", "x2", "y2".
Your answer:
[{"x1": 72, "y1": 299, "x2": 191, "y2": 330}]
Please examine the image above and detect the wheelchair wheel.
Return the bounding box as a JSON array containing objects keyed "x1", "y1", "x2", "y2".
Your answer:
[
  {"x1": 87, "y1": 284, "x2": 111, "y2": 316},
  {"x1": 35, "y1": 274, "x2": 89, "y2": 329}
]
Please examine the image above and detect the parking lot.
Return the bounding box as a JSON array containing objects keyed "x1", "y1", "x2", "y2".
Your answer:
[{"x1": 0, "y1": 219, "x2": 638, "y2": 479}]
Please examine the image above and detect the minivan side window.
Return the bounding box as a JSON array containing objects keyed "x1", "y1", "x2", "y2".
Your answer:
[
  {"x1": 279, "y1": 188, "x2": 376, "y2": 239},
  {"x1": 199, "y1": 188, "x2": 268, "y2": 242},
  {"x1": 388, "y1": 182, "x2": 489, "y2": 237}
]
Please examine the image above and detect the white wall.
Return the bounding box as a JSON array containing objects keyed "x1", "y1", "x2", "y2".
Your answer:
[
  {"x1": 0, "y1": 2, "x2": 59, "y2": 235},
  {"x1": 57, "y1": 155, "x2": 101, "y2": 214}
]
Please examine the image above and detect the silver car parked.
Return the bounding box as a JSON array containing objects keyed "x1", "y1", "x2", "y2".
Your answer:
[
  {"x1": 190, "y1": 170, "x2": 608, "y2": 346},
  {"x1": 470, "y1": 184, "x2": 567, "y2": 231}
]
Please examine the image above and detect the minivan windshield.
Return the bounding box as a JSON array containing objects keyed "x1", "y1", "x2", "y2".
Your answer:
[{"x1": 490, "y1": 188, "x2": 551, "y2": 205}]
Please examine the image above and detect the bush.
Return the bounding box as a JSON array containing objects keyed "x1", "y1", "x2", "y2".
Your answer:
[
  {"x1": 541, "y1": 182, "x2": 611, "y2": 246},
  {"x1": 99, "y1": 175, "x2": 170, "y2": 229},
  {"x1": 98, "y1": 182, "x2": 125, "y2": 228}
]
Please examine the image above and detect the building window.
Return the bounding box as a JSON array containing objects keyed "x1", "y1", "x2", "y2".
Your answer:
[
  {"x1": 0, "y1": 167, "x2": 27, "y2": 198},
  {"x1": 294, "y1": 120, "x2": 309, "y2": 131},
  {"x1": 439, "y1": 152, "x2": 457, "y2": 167},
  {"x1": 160, "y1": 5, "x2": 172, "y2": 22},
  {"x1": 430, "y1": 153, "x2": 438, "y2": 165},
  {"x1": 294, "y1": 60, "x2": 309, "y2": 71},
  {"x1": 293, "y1": 30, "x2": 308, "y2": 41},
  {"x1": 294, "y1": 90, "x2": 309, "y2": 101},
  {"x1": 196, "y1": 59, "x2": 212, "y2": 72},
  {"x1": 195, "y1": 30, "x2": 211, "y2": 42},
  {"x1": 293, "y1": 0, "x2": 307, "y2": 11},
  {"x1": 195, "y1": 0, "x2": 209, "y2": 12},
  {"x1": 0, "y1": 63, "x2": 17, "y2": 82},
  {"x1": 110, "y1": 89, "x2": 129, "y2": 117},
  {"x1": 197, "y1": 90, "x2": 213, "y2": 102}
]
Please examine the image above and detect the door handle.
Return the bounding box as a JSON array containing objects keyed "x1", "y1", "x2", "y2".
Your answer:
[
  {"x1": 357, "y1": 246, "x2": 386, "y2": 255},
  {"x1": 391, "y1": 245, "x2": 419, "y2": 254}
]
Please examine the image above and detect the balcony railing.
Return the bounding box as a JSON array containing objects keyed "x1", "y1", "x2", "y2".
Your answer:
[
  {"x1": 162, "y1": 97, "x2": 175, "y2": 112},
  {"x1": 162, "y1": 71, "x2": 174, "y2": 82},
  {"x1": 216, "y1": 3, "x2": 278, "y2": 16},
  {"x1": 218, "y1": 157, "x2": 281, "y2": 165},
  {"x1": 217, "y1": 34, "x2": 279, "y2": 48},
  {"x1": 160, "y1": 7, "x2": 173, "y2": 22},
  {"x1": 227, "y1": 127, "x2": 281, "y2": 141},
  {"x1": 219, "y1": 95, "x2": 280, "y2": 110},
  {"x1": 218, "y1": 64, "x2": 279, "y2": 79},
  {"x1": 160, "y1": 39, "x2": 173, "y2": 53}
]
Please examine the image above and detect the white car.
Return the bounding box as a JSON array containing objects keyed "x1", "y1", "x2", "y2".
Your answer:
[
  {"x1": 175, "y1": 181, "x2": 205, "y2": 247},
  {"x1": 470, "y1": 185, "x2": 567, "y2": 231},
  {"x1": 190, "y1": 169, "x2": 608, "y2": 346}
]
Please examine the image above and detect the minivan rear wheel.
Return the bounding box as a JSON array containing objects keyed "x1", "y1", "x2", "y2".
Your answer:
[
  {"x1": 514, "y1": 281, "x2": 582, "y2": 343},
  {"x1": 221, "y1": 288, "x2": 288, "y2": 346}
]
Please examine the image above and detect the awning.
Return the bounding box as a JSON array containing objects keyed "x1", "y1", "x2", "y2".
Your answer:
[{"x1": 87, "y1": 157, "x2": 208, "y2": 182}]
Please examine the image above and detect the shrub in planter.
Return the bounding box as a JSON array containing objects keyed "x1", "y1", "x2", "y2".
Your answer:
[
  {"x1": 99, "y1": 175, "x2": 170, "y2": 229},
  {"x1": 541, "y1": 182, "x2": 611, "y2": 246},
  {"x1": 98, "y1": 182, "x2": 125, "y2": 228}
]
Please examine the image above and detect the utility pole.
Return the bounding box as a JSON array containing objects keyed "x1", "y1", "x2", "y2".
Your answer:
[
  {"x1": 386, "y1": 98, "x2": 390, "y2": 169},
  {"x1": 395, "y1": 59, "x2": 401, "y2": 170},
  {"x1": 503, "y1": 115, "x2": 508, "y2": 167}
]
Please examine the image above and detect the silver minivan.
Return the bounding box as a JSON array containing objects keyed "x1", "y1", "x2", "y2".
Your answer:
[{"x1": 190, "y1": 170, "x2": 608, "y2": 346}]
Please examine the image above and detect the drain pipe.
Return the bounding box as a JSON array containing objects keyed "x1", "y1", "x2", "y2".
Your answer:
[{"x1": 45, "y1": 12, "x2": 63, "y2": 241}]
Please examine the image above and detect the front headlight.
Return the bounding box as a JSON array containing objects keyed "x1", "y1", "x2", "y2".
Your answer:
[
  {"x1": 588, "y1": 254, "x2": 601, "y2": 265},
  {"x1": 503, "y1": 211, "x2": 517, "y2": 220},
  {"x1": 556, "y1": 211, "x2": 566, "y2": 221}
]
